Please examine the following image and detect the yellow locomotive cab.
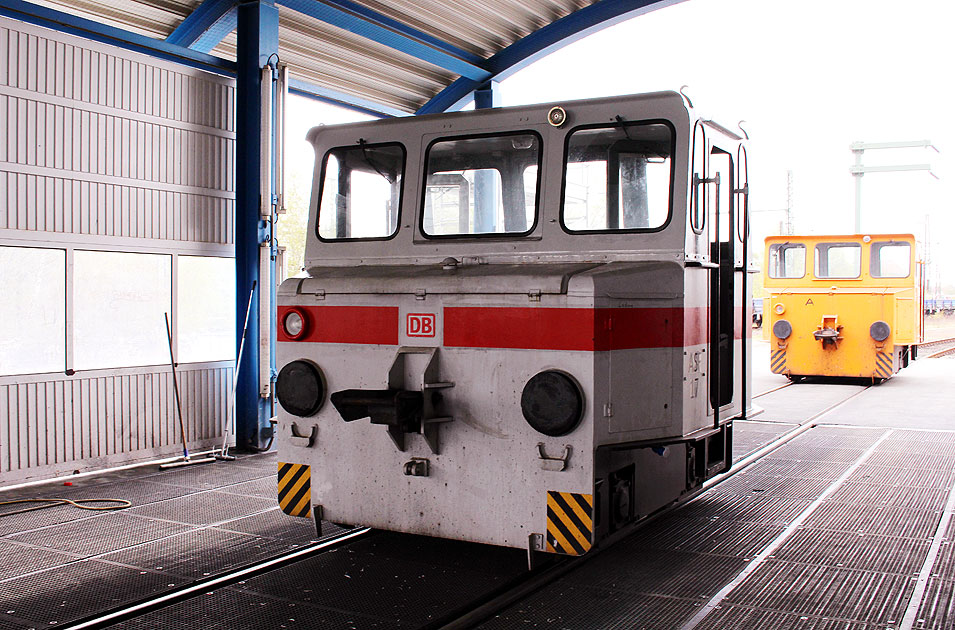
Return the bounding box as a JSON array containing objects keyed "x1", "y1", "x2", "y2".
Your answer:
[{"x1": 763, "y1": 234, "x2": 923, "y2": 381}]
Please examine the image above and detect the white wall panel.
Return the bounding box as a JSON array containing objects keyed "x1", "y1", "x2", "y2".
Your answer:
[
  {"x1": 0, "y1": 364, "x2": 232, "y2": 478},
  {"x1": 0, "y1": 17, "x2": 237, "y2": 484},
  {"x1": 0, "y1": 19, "x2": 235, "y2": 247}
]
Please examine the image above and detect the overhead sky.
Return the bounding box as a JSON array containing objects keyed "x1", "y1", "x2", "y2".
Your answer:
[{"x1": 286, "y1": 0, "x2": 954, "y2": 292}]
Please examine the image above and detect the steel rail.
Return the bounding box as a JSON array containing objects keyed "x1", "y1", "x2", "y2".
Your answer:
[
  {"x1": 430, "y1": 384, "x2": 873, "y2": 630},
  {"x1": 68, "y1": 384, "x2": 874, "y2": 630},
  {"x1": 753, "y1": 380, "x2": 792, "y2": 398},
  {"x1": 919, "y1": 335, "x2": 955, "y2": 348},
  {"x1": 921, "y1": 336, "x2": 955, "y2": 358},
  {"x1": 59, "y1": 527, "x2": 373, "y2": 630}
]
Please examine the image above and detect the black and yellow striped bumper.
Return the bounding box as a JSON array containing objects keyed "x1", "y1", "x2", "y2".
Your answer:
[
  {"x1": 874, "y1": 350, "x2": 894, "y2": 379},
  {"x1": 545, "y1": 491, "x2": 594, "y2": 556},
  {"x1": 277, "y1": 462, "x2": 312, "y2": 518},
  {"x1": 771, "y1": 349, "x2": 787, "y2": 374}
]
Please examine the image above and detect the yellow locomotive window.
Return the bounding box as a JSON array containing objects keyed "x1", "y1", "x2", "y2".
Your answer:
[
  {"x1": 421, "y1": 132, "x2": 540, "y2": 237},
  {"x1": 870, "y1": 241, "x2": 911, "y2": 278},
  {"x1": 562, "y1": 121, "x2": 672, "y2": 232},
  {"x1": 814, "y1": 242, "x2": 861, "y2": 279},
  {"x1": 317, "y1": 142, "x2": 405, "y2": 241},
  {"x1": 768, "y1": 242, "x2": 806, "y2": 278}
]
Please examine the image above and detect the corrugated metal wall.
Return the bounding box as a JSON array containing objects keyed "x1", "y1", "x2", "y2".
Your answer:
[{"x1": 0, "y1": 17, "x2": 236, "y2": 484}]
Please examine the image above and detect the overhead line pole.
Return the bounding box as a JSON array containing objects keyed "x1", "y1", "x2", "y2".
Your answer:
[{"x1": 850, "y1": 140, "x2": 938, "y2": 233}]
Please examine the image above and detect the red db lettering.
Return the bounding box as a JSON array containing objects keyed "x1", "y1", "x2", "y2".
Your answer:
[{"x1": 407, "y1": 313, "x2": 436, "y2": 338}]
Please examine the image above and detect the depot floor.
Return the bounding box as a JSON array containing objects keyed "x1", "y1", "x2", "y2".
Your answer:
[{"x1": 0, "y1": 341, "x2": 953, "y2": 629}]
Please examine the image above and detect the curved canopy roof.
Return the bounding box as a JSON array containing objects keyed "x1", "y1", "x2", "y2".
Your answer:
[{"x1": 5, "y1": 0, "x2": 679, "y2": 115}]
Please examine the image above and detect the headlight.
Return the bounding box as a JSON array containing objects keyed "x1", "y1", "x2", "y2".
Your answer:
[
  {"x1": 521, "y1": 370, "x2": 583, "y2": 436},
  {"x1": 283, "y1": 308, "x2": 307, "y2": 339},
  {"x1": 276, "y1": 360, "x2": 325, "y2": 417},
  {"x1": 870, "y1": 321, "x2": 891, "y2": 342},
  {"x1": 773, "y1": 319, "x2": 792, "y2": 340}
]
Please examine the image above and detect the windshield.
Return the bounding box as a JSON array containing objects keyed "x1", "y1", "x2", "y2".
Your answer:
[
  {"x1": 562, "y1": 121, "x2": 672, "y2": 232},
  {"x1": 422, "y1": 132, "x2": 540, "y2": 237},
  {"x1": 316, "y1": 142, "x2": 405, "y2": 241}
]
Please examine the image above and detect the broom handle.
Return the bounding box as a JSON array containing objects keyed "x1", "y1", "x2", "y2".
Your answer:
[
  {"x1": 221, "y1": 280, "x2": 257, "y2": 454},
  {"x1": 165, "y1": 312, "x2": 189, "y2": 458}
]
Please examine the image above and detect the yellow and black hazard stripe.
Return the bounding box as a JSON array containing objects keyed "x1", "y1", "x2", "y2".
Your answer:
[
  {"x1": 771, "y1": 349, "x2": 787, "y2": 374},
  {"x1": 277, "y1": 462, "x2": 311, "y2": 518},
  {"x1": 545, "y1": 491, "x2": 593, "y2": 556},
  {"x1": 874, "y1": 351, "x2": 894, "y2": 379}
]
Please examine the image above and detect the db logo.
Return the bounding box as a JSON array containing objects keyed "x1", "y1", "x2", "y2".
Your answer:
[{"x1": 406, "y1": 313, "x2": 436, "y2": 338}]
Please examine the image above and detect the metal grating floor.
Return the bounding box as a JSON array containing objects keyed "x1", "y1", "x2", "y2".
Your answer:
[
  {"x1": 112, "y1": 532, "x2": 528, "y2": 629},
  {"x1": 4, "y1": 364, "x2": 955, "y2": 629},
  {"x1": 477, "y1": 416, "x2": 955, "y2": 629},
  {"x1": 0, "y1": 452, "x2": 341, "y2": 628}
]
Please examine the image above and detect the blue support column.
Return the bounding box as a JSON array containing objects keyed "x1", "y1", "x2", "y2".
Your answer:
[
  {"x1": 473, "y1": 81, "x2": 500, "y2": 110},
  {"x1": 235, "y1": 0, "x2": 278, "y2": 450},
  {"x1": 473, "y1": 81, "x2": 500, "y2": 233}
]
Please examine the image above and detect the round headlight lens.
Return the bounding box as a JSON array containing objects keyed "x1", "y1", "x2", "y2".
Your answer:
[
  {"x1": 276, "y1": 360, "x2": 325, "y2": 417},
  {"x1": 521, "y1": 370, "x2": 584, "y2": 437},
  {"x1": 773, "y1": 319, "x2": 793, "y2": 340},
  {"x1": 284, "y1": 310, "x2": 305, "y2": 338},
  {"x1": 870, "y1": 320, "x2": 891, "y2": 342}
]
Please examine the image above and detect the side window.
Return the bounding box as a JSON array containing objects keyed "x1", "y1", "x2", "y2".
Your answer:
[
  {"x1": 317, "y1": 143, "x2": 404, "y2": 240},
  {"x1": 815, "y1": 242, "x2": 861, "y2": 279},
  {"x1": 767, "y1": 243, "x2": 806, "y2": 279},
  {"x1": 422, "y1": 133, "x2": 540, "y2": 237},
  {"x1": 870, "y1": 241, "x2": 911, "y2": 278},
  {"x1": 0, "y1": 246, "x2": 65, "y2": 375},
  {"x1": 562, "y1": 122, "x2": 672, "y2": 232}
]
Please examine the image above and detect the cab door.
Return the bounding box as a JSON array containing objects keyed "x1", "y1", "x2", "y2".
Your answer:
[{"x1": 708, "y1": 146, "x2": 737, "y2": 419}]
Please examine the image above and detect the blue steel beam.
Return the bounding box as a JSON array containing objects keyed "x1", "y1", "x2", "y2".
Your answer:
[
  {"x1": 417, "y1": 0, "x2": 683, "y2": 114},
  {"x1": 166, "y1": 0, "x2": 235, "y2": 50},
  {"x1": 288, "y1": 77, "x2": 402, "y2": 118},
  {"x1": 0, "y1": 0, "x2": 235, "y2": 75},
  {"x1": 276, "y1": 0, "x2": 491, "y2": 82},
  {"x1": 316, "y1": 0, "x2": 484, "y2": 66},
  {"x1": 190, "y1": 7, "x2": 237, "y2": 54}
]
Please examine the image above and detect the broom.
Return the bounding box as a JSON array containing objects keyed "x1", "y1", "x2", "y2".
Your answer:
[
  {"x1": 160, "y1": 312, "x2": 215, "y2": 469},
  {"x1": 216, "y1": 280, "x2": 257, "y2": 461}
]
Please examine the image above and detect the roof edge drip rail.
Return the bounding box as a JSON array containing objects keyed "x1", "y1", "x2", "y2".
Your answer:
[{"x1": 287, "y1": 78, "x2": 405, "y2": 118}]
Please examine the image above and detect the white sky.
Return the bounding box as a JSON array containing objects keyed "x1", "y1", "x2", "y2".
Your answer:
[{"x1": 286, "y1": 0, "x2": 955, "y2": 292}]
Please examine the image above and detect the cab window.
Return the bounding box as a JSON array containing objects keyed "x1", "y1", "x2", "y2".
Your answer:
[
  {"x1": 422, "y1": 132, "x2": 540, "y2": 237},
  {"x1": 768, "y1": 242, "x2": 806, "y2": 278},
  {"x1": 870, "y1": 241, "x2": 911, "y2": 278},
  {"x1": 317, "y1": 142, "x2": 405, "y2": 241},
  {"x1": 562, "y1": 121, "x2": 672, "y2": 232},
  {"x1": 815, "y1": 242, "x2": 861, "y2": 279}
]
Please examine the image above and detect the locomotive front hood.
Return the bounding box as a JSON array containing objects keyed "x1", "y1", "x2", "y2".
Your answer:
[{"x1": 295, "y1": 262, "x2": 602, "y2": 296}]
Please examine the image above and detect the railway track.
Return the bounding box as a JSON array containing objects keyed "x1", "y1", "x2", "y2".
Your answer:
[
  {"x1": 73, "y1": 383, "x2": 871, "y2": 630},
  {"x1": 431, "y1": 382, "x2": 873, "y2": 629},
  {"x1": 61, "y1": 528, "x2": 373, "y2": 629},
  {"x1": 921, "y1": 336, "x2": 955, "y2": 358},
  {"x1": 754, "y1": 381, "x2": 792, "y2": 398}
]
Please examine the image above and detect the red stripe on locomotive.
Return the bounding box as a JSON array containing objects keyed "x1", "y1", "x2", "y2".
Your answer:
[
  {"x1": 279, "y1": 305, "x2": 746, "y2": 349},
  {"x1": 277, "y1": 305, "x2": 399, "y2": 345}
]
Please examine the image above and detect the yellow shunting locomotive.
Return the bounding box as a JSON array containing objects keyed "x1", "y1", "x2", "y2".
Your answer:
[{"x1": 763, "y1": 233, "x2": 922, "y2": 381}]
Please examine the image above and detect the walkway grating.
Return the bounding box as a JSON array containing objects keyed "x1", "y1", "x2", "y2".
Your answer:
[
  {"x1": 0, "y1": 452, "x2": 333, "y2": 629},
  {"x1": 478, "y1": 421, "x2": 955, "y2": 630}
]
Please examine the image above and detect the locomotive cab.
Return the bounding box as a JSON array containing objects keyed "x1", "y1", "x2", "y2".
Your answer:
[{"x1": 275, "y1": 91, "x2": 752, "y2": 558}]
